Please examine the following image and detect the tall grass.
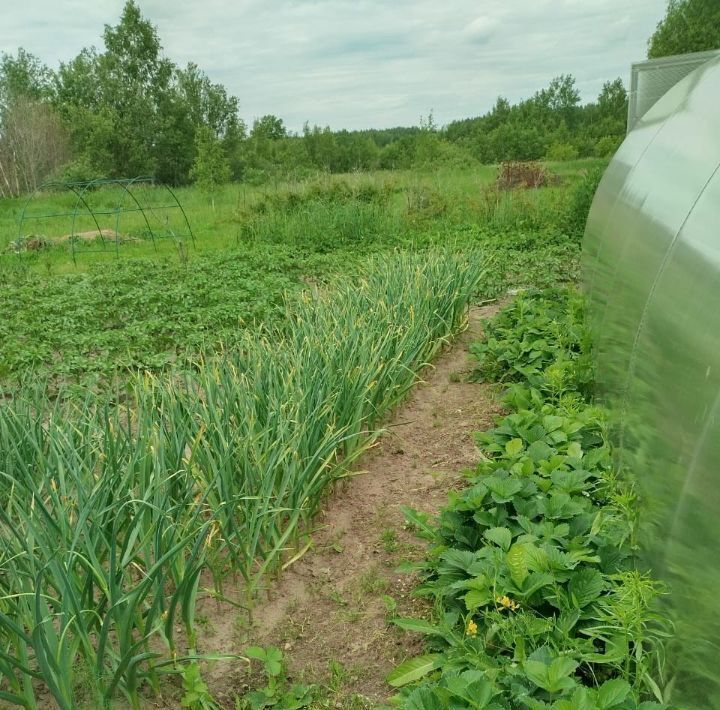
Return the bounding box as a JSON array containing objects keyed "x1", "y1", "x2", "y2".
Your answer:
[
  {"x1": 0, "y1": 249, "x2": 485, "y2": 708},
  {"x1": 0, "y1": 162, "x2": 600, "y2": 277}
]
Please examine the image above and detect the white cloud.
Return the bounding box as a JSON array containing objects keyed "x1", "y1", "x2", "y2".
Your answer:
[
  {"x1": 464, "y1": 16, "x2": 501, "y2": 44},
  {"x1": 1, "y1": 0, "x2": 665, "y2": 132}
]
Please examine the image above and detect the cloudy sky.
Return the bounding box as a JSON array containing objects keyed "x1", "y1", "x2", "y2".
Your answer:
[{"x1": 2, "y1": 0, "x2": 665, "y2": 132}]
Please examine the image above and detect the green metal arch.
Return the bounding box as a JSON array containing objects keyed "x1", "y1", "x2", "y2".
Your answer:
[{"x1": 16, "y1": 177, "x2": 196, "y2": 263}]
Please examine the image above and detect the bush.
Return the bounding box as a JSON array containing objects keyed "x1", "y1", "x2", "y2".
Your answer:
[
  {"x1": 595, "y1": 135, "x2": 623, "y2": 158},
  {"x1": 56, "y1": 157, "x2": 106, "y2": 184},
  {"x1": 545, "y1": 142, "x2": 579, "y2": 162}
]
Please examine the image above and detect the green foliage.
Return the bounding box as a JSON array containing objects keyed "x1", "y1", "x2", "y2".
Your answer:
[
  {"x1": 240, "y1": 646, "x2": 315, "y2": 709},
  {"x1": 0, "y1": 167, "x2": 591, "y2": 386},
  {"x1": 182, "y1": 663, "x2": 221, "y2": 709},
  {"x1": 388, "y1": 655, "x2": 444, "y2": 688},
  {"x1": 390, "y1": 289, "x2": 671, "y2": 708},
  {"x1": 0, "y1": 249, "x2": 300, "y2": 384},
  {"x1": 239, "y1": 177, "x2": 401, "y2": 251},
  {"x1": 545, "y1": 143, "x2": 579, "y2": 162},
  {"x1": 252, "y1": 115, "x2": 288, "y2": 141},
  {"x1": 57, "y1": 154, "x2": 107, "y2": 184},
  {"x1": 595, "y1": 136, "x2": 622, "y2": 159},
  {"x1": 444, "y1": 76, "x2": 626, "y2": 167},
  {"x1": 2, "y1": 13, "x2": 626, "y2": 193},
  {"x1": 0, "y1": 250, "x2": 486, "y2": 707},
  {"x1": 56, "y1": 3, "x2": 172, "y2": 177},
  {"x1": 51, "y1": 1, "x2": 243, "y2": 185},
  {"x1": 0, "y1": 47, "x2": 54, "y2": 109},
  {"x1": 470, "y1": 288, "x2": 593, "y2": 394},
  {"x1": 191, "y1": 125, "x2": 232, "y2": 199},
  {"x1": 648, "y1": 0, "x2": 720, "y2": 58},
  {"x1": 563, "y1": 165, "x2": 607, "y2": 239},
  {"x1": 0, "y1": 165, "x2": 590, "y2": 706}
]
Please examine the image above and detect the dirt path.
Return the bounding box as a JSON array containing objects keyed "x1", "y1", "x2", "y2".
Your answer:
[{"x1": 195, "y1": 303, "x2": 504, "y2": 707}]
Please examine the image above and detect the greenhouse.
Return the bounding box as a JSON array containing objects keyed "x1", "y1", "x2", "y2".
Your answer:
[{"x1": 584, "y1": 53, "x2": 720, "y2": 708}]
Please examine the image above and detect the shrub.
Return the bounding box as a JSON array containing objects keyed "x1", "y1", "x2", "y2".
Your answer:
[
  {"x1": 595, "y1": 135, "x2": 623, "y2": 158},
  {"x1": 545, "y1": 142, "x2": 579, "y2": 162},
  {"x1": 57, "y1": 156, "x2": 106, "y2": 184}
]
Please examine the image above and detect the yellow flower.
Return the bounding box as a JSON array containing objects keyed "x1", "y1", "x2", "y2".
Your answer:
[
  {"x1": 496, "y1": 595, "x2": 520, "y2": 611},
  {"x1": 466, "y1": 619, "x2": 478, "y2": 636}
]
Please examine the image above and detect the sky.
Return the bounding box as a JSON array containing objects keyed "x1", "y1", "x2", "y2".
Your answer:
[{"x1": 1, "y1": 0, "x2": 666, "y2": 133}]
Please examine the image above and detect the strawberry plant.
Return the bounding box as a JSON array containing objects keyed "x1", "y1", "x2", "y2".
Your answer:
[{"x1": 389, "y1": 288, "x2": 671, "y2": 709}]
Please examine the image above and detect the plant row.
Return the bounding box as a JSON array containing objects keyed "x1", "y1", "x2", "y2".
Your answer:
[
  {"x1": 0, "y1": 225, "x2": 580, "y2": 388},
  {"x1": 0, "y1": 249, "x2": 484, "y2": 709},
  {"x1": 388, "y1": 289, "x2": 671, "y2": 709}
]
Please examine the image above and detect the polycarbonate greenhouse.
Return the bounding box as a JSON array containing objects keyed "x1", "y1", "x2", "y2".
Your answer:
[{"x1": 584, "y1": 54, "x2": 720, "y2": 707}]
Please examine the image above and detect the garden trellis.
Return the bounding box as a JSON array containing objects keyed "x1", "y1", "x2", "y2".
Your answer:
[{"x1": 16, "y1": 177, "x2": 195, "y2": 262}]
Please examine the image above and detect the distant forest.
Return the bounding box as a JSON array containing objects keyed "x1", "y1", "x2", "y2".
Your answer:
[{"x1": 1, "y1": 0, "x2": 718, "y2": 196}]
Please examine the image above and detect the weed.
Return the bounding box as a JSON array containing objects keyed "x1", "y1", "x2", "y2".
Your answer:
[
  {"x1": 181, "y1": 663, "x2": 220, "y2": 710},
  {"x1": 328, "y1": 589, "x2": 349, "y2": 607},
  {"x1": 380, "y1": 529, "x2": 399, "y2": 554},
  {"x1": 327, "y1": 659, "x2": 350, "y2": 693},
  {"x1": 563, "y1": 164, "x2": 606, "y2": 239},
  {"x1": 338, "y1": 609, "x2": 364, "y2": 624},
  {"x1": 381, "y1": 595, "x2": 399, "y2": 618},
  {"x1": 239, "y1": 646, "x2": 315, "y2": 709},
  {"x1": 359, "y1": 566, "x2": 390, "y2": 596}
]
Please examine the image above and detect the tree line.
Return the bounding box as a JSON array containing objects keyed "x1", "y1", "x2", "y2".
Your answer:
[{"x1": 0, "y1": 0, "x2": 718, "y2": 197}]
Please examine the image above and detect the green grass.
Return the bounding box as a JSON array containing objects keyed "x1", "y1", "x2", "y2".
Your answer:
[{"x1": 0, "y1": 160, "x2": 600, "y2": 274}]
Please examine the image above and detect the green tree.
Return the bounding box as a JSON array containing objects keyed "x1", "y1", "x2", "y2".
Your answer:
[
  {"x1": 535, "y1": 75, "x2": 581, "y2": 129},
  {"x1": 251, "y1": 115, "x2": 287, "y2": 141},
  {"x1": 55, "y1": 2, "x2": 241, "y2": 184},
  {"x1": 175, "y1": 62, "x2": 245, "y2": 180},
  {"x1": 245, "y1": 115, "x2": 287, "y2": 171},
  {"x1": 648, "y1": 0, "x2": 720, "y2": 58},
  {"x1": 190, "y1": 125, "x2": 231, "y2": 208},
  {"x1": 303, "y1": 123, "x2": 338, "y2": 171},
  {"x1": 596, "y1": 78, "x2": 627, "y2": 119},
  {"x1": 0, "y1": 48, "x2": 54, "y2": 110},
  {"x1": 414, "y1": 110, "x2": 443, "y2": 167},
  {"x1": 98, "y1": 0, "x2": 174, "y2": 176},
  {"x1": 55, "y1": 2, "x2": 173, "y2": 177}
]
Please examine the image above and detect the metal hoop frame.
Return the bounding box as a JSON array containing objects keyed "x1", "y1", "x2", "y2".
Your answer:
[{"x1": 16, "y1": 177, "x2": 196, "y2": 263}]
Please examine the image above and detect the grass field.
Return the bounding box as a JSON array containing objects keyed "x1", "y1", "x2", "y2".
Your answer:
[
  {"x1": 0, "y1": 160, "x2": 602, "y2": 708},
  {"x1": 0, "y1": 159, "x2": 599, "y2": 269}
]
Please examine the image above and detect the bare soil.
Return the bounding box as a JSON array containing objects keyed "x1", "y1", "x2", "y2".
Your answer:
[{"x1": 153, "y1": 303, "x2": 505, "y2": 708}]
